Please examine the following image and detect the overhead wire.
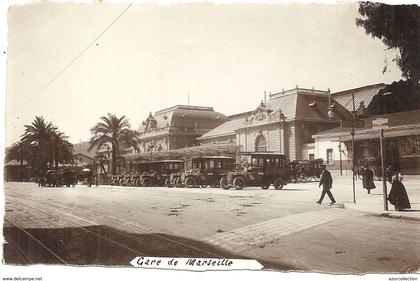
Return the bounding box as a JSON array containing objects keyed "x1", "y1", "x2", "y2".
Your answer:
[{"x1": 7, "y1": 3, "x2": 133, "y2": 116}]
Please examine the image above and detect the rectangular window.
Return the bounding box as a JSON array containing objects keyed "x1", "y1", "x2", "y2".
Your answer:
[
  {"x1": 326, "y1": 149, "x2": 333, "y2": 165},
  {"x1": 309, "y1": 153, "x2": 315, "y2": 161},
  {"x1": 193, "y1": 161, "x2": 202, "y2": 169}
]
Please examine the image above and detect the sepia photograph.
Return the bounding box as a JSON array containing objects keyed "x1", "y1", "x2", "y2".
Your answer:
[{"x1": 1, "y1": 0, "x2": 420, "y2": 280}]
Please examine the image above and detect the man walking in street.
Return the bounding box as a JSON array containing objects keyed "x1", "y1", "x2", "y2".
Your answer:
[{"x1": 317, "y1": 165, "x2": 336, "y2": 205}]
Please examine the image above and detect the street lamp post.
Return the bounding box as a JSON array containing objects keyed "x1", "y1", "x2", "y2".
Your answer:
[
  {"x1": 351, "y1": 93, "x2": 356, "y2": 204},
  {"x1": 329, "y1": 90, "x2": 360, "y2": 204},
  {"x1": 338, "y1": 142, "x2": 343, "y2": 176},
  {"x1": 379, "y1": 128, "x2": 388, "y2": 211}
]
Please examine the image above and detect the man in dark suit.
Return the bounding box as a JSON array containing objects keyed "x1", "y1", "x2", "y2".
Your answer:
[{"x1": 317, "y1": 165, "x2": 336, "y2": 205}]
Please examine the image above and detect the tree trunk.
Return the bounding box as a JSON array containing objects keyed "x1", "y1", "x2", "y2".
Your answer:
[
  {"x1": 20, "y1": 158, "x2": 23, "y2": 182},
  {"x1": 111, "y1": 143, "x2": 117, "y2": 175}
]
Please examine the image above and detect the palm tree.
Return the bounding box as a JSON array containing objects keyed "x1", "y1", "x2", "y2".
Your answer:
[
  {"x1": 6, "y1": 141, "x2": 31, "y2": 181},
  {"x1": 51, "y1": 129, "x2": 74, "y2": 168},
  {"x1": 19, "y1": 116, "x2": 74, "y2": 173},
  {"x1": 21, "y1": 116, "x2": 55, "y2": 172},
  {"x1": 88, "y1": 113, "x2": 139, "y2": 175}
]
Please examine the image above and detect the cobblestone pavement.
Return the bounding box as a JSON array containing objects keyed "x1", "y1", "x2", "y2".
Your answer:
[{"x1": 205, "y1": 207, "x2": 357, "y2": 253}]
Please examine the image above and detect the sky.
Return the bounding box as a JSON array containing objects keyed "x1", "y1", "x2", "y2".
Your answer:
[{"x1": 4, "y1": 1, "x2": 404, "y2": 146}]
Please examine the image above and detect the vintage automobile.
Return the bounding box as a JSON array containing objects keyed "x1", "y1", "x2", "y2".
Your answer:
[
  {"x1": 179, "y1": 156, "x2": 236, "y2": 188},
  {"x1": 41, "y1": 169, "x2": 62, "y2": 187},
  {"x1": 61, "y1": 168, "x2": 78, "y2": 187},
  {"x1": 286, "y1": 160, "x2": 307, "y2": 183},
  {"x1": 224, "y1": 152, "x2": 289, "y2": 190},
  {"x1": 140, "y1": 160, "x2": 184, "y2": 187},
  {"x1": 41, "y1": 168, "x2": 78, "y2": 187},
  {"x1": 108, "y1": 162, "x2": 149, "y2": 187},
  {"x1": 300, "y1": 158, "x2": 324, "y2": 182}
]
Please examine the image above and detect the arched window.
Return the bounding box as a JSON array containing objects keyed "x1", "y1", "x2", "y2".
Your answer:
[{"x1": 255, "y1": 135, "x2": 267, "y2": 152}]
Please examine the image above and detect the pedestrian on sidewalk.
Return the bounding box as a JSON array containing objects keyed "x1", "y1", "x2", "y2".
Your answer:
[
  {"x1": 388, "y1": 171, "x2": 411, "y2": 211},
  {"x1": 317, "y1": 165, "x2": 336, "y2": 205},
  {"x1": 362, "y1": 165, "x2": 376, "y2": 194}
]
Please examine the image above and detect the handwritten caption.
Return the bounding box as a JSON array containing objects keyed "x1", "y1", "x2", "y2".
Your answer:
[{"x1": 130, "y1": 257, "x2": 263, "y2": 271}]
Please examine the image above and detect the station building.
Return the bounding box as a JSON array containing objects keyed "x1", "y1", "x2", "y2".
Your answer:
[
  {"x1": 124, "y1": 105, "x2": 232, "y2": 164},
  {"x1": 198, "y1": 87, "x2": 352, "y2": 161},
  {"x1": 136, "y1": 105, "x2": 229, "y2": 152},
  {"x1": 122, "y1": 82, "x2": 419, "y2": 175}
]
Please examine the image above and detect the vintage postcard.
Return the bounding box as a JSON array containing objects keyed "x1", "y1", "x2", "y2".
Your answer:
[{"x1": 1, "y1": 0, "x2": 419, "y2": 280}]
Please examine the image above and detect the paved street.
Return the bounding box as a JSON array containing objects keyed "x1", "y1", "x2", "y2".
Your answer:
[{"x1": 3, "y1": 174, "x2": 420, "y2": 273}]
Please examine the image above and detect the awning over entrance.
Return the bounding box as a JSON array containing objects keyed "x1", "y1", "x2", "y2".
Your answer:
[
  {"x1": 124, "y1": 143, "x2": 240, "y2": 162},
  {"x1": 338, "y1": 124, "x2": 420, "y2": 142}
]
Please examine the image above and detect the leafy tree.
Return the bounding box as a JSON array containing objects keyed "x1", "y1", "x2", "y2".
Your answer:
[
  {"x1": 88, "y1": 113, "x2": 139, "y2": 175},
  {"x1": 356, "y1": 2, "x2": 420, "y2": 83}
]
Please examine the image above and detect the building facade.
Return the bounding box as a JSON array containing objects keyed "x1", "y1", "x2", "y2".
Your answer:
[
  {"x1": 136, "y1": 105, "x2": 229, "y2": 153},
  {"x1": 198, "y1": 87, "x2": 352, "y2": 161},
  {"x1": 313, "y1": 82, "x2": 420, "y2": 174},
  {"x1": 314, "y1": 109, "x2": 420, "y2": 174}
]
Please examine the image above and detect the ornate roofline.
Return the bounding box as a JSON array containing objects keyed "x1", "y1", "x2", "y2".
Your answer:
[{"x1": 155, "y1": 105, "x2": 215, "y2": 115}]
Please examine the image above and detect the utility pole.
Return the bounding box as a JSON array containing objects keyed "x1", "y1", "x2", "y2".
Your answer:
[
  {"x1": 351, "y1": 93, "x2": 356, "y2": 204},
  {"x1": 339, "y1": 142, "x2": 343, "y2": 176},
  {"x1": 380, "y1": 128, "x2": 388, "y2": 211}
]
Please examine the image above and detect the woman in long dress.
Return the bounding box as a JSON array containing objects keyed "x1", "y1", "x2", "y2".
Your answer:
[
  {"x1": 362, "y1": 165, "x2": 376, "y2": 194},
  {"x1": 388, "y1": 172, "x2": 411, "y2": 211}
]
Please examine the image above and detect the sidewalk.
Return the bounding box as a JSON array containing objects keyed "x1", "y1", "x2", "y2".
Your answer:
[{"x1": 332, "y1": 172, "x2": 420, "y2": 221}]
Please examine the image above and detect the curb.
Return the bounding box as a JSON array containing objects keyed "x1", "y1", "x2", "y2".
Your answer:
[
  {"x1": 343, "y1": 203, "x2": 420, "y2": 222},
  {"x1": 368, "y1": 212, "x2": 420, "y2": 222}
]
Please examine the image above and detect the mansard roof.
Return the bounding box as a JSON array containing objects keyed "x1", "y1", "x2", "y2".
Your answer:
[
  {"x1": 137, "y1": 105, "x2": 228, "y2": 133},
  {"x1": 198, "y1": 87, "x2": 353, "y2": 140}
]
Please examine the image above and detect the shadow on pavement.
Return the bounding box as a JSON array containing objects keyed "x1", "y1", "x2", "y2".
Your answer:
[{"x1": 3, "y1": 225, "x2": 298, "y2": 271}]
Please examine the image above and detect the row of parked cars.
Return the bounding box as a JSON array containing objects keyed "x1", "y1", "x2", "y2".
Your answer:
[{"x1": 108, "y1": 152, "x2": 324, "y2": 190}]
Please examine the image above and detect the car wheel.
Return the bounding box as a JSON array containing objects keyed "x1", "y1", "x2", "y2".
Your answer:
[
  {"x1": 261, "y1": 185, "x2": 269, "y2": 190},
  {"x1": 273, "y1": 177, "x2": 284, "y2": 190},
  {"x1": 165, "y1": 178, "x2": 173, "y2": 188},
  {"x1": 219, "y1": 176, "x2": 228, "y2": 189},
  {"x1": 185, "y1": 177, "x2": 197, "y2": 188},
  {"x1": 299, "y1": 173, "x2": 307, "y2": 183},
  {"x1": 141, "y1": 177, "x2": 153, "y2": 187},
  {"x1": 175, "y1": 178, "x2": 183, "y2": 188},
  {"x1": 233, "y1": 177, "x2": 245, "y2": 190}
]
